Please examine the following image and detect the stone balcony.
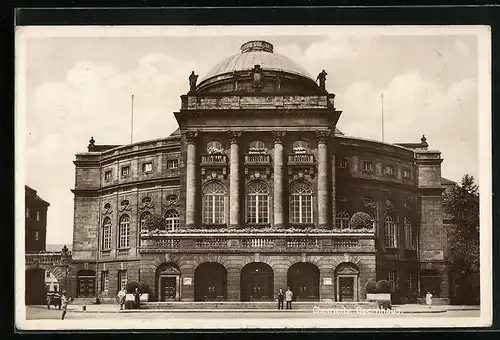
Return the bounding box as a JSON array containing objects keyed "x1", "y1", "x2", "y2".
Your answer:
[
  {"x1": 244, "y1": 154, "x2": 271, "y2": 166},
  {"x1": 287, "y1": 153, "x2": 315, "y2": 165},
  {"x1": 201, "y1": 154, "x2": 228, "y2": 166},
  {"x1": 139, "y1": 228, "x2": 375, "y2": 254},
  {"x1": 25, "y1": 251, "x2": 65, "y2": 265}
]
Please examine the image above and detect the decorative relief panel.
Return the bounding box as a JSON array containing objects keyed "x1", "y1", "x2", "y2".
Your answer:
[
  {"x1": 119, "y1": 199, "x2": 131, "y2": 212},
  {"x1": 103, "y1": 202, "x2": 113, "y2": 215},
  {"x1": 164, "y1": 194, "x2": 179, "y2": 209},
  {"x1": 362, "y1": 196, "x2": 377, "y2": 209},
  {"x1": 385, "y1": 199, "x2": 395, "y2": 211},
  {"x1": 139, "y1": 196, "x2": 154, "y2": 210}
]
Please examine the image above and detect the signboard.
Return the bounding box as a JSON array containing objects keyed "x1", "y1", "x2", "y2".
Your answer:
[
  {"x1": 183, "y1": 277, "x2": 192, "y2": 286},
  {"x1": 323, "y1": 277, "x2": 333, "y2": 286}
]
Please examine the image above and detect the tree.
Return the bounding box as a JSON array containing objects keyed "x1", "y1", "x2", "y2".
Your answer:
[
  {"x1": 143, "y1": 213, "x2": 166, "y2": 231},
  {"x1": 443, "y1": 174, "x2": 480, "y2": 304}
]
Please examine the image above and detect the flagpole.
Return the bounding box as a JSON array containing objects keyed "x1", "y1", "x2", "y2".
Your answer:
[
  {"x1": 131, "y1": 95, "x2": 135, "y2": 144},
  {"x1": 381, "y1": 93, "x2": 385, "y2": 142}
]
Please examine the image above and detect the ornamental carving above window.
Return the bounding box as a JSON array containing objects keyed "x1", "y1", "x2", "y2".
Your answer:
[
  {"x1": 165, "y1": 194, "x2": 179, "y2": 207},
  {"x1": 103, "y1": 203, "x2": 112, "y2": 215},
  {"x1": 140, "y1": 196, "x2": 154, "y2": 210},
  {"x1": 207, "y1": 140, "x2": 224, "y2": 154},
  {"x1": 292, "y1": 140, "x2": 309, "y2": 154},
  {"x1": 119, "y1": 200, "x2": 131, "y2": 212},
  {"x1": 362, "y1": 196, "x2": 376, "y2": 209},
  {"x1": 249, "y1": 140, "x2": 267, "y2": 154},
  {"x1": 385, "y1": 199, "x2": 395, "y2": 210}
]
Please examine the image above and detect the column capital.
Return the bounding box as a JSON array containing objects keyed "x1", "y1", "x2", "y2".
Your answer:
[
  {"x1": 228, "y1": 131, "x2": 242, "y2": 144},
  {"x1": 185, "y1": 131, "x2": 198, "y2": 144},
  {"x1": 272, "y1": 131, "x2": 286, "y2": 144},
  {"x1": 316, "y1": 130, "x2": 332, "y2": 144}
]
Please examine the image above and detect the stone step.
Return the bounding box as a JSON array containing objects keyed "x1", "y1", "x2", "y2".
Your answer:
[{"x1": 142, "y1": 301, "x2": 378, "y2": 310}]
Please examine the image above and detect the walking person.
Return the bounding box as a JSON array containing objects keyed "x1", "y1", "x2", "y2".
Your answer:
[
  {"x1": 133, "y1": 287, "x2": 142, "y2": 309},
  {"x1": 285, "y1": 287, "x2": 293, "y2": 310},
  {"x1": 277, "y1": 288, "x2": 284, "y2": 310},
  {"x1": 60, "y1": 291, "x2": 69, "y2": 320},
  {"x1": 46, "y1": 293, "x2": 51, "y2": 310},
  {"x1": 118, "y1": 287, "x2": 126, "y2": 310},
  {"x1": 426, "y1": 291, "x2": 433, "y2": 308}
]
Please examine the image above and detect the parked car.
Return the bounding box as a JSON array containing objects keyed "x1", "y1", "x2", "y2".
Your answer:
[{"x1": 46, "y1": 291, "x2": 62, "y2": 309}]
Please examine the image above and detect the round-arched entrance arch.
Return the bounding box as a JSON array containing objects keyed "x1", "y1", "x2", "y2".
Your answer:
[
  {"x1": 334, "y1": 263, "x2": 360, "y2": 302},
  {"x1": 194, "y1": 262, "x2": 227, "y2": 301},
  {"x1": 76, "y1": 269, "x2": 96, "y2": 298},
  {"x1": 155, "y1": 263, "x2": 181, "y2": 301},
  {"x1": 240, "y1": 262, "x2": 274, "y2": 301},
  {"x1": 25, "y1": 268, "x2": 45, "y2": 305},
  {"x1": 287, "y1": 263, "x2": 320, "y2": 301}
]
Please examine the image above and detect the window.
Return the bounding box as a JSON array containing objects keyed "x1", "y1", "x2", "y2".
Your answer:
[
  {"x1": 35, "y1": 231, "x2": 39, "y2": 241},
  {"x1": 290, "y1": 182, "x2": 313, "y2": 224},
  {"x1": 121, "y1": 166, "x2": 130, "y2": 177},
  {"x1": 207, "y1": 140, "x2": 223, "y2": 154},
  {"x1": 246, "y1": 181, "x2": 269, "y2": 224},
  {"x1": 165, "y1": 210, "x2": 180, "y2": 231},
  {"x1": 26, "y1": 208, "x2": 30, "y2": 218},
  {"x1": 167, "y1": 159, "x2": 179, "y2": 169},
  {"x1": 292, "y1": 140, "x2": 308, "y2": 154},
  {"x1": 384, "y1": 216, "x2": 398, "y2": 248},
  {"x1": 118, "y1": 270, "x2": 128, "y2": 291},
  {"x1": 104, "y1": 170, "x2": 112, "y2": 181},
  {"x1": 249, "y1": 140, "x2": 266, "y2": 153},
  {"x1": 335, "y1": 210, "x2": 350, "y2": 229},
  {"x1": 142, "y1": 162, "x2": 153, "y2": 173},
  {"x1": 118, "y1": 215, "x2": 130, "y2": 248},
  {"x1": 338, "y1": 158, "x2": 348, "y2": 168},
  {"x1": 404, "y1": 217, "x2": 414, "y2": 250},
  {"x1": 388, "y1": 269, "x2": 398, "y2": 291},
  {"x1": 102, "y1": 217, "x2": 112, "y2": 250},
  {"x1": 403, "y1": 168, "x2": 411, "y2": 179},
  {"x1": 385, "y1": 165, "x2": 394, "y2": 175},
  {"x1": 36, "y1": 211, "x2": 40, "y2": 222},
  {"x1": 363, "y1": 161, "x2": 374, "y2": 172},
  {"x1": 139, "y1": 211, "x2": 151, "y2": 233},
  {"x1": 202, "y1": 182, "x2": 226, "y2": 225},
  {"x1": 101, "y1": 271, "x2": 109, "y2": 293}
]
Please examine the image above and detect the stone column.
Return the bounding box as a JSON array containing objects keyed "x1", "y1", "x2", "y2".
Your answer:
[
  {"x1": 185, "y1": 131, "x2": 198, "y2": 227},
  {"x1": 316, "y1": 130, "x2": 331, "y2": 228},
  {"x1": 229, "y1": 131, "x2": 242, "y2": 227},
  {"x1": 272, "y1": 131, "x2": 286, "y2": 227}
]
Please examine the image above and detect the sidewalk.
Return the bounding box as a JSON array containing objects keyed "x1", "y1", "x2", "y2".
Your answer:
[{"x1": 30, "y1": 304, "x2": 480, "y2": 314}]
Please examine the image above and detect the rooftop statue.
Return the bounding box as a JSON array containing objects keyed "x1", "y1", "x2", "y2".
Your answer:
[
  {"x1": 189, "y1": 71, "x2": 198, "y2": 93},
  {"x1": 317, "y1": 70, "x2": 328, "y2": 90}
]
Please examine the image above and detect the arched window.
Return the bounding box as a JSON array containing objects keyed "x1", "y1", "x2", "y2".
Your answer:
[
  {"x1": 207, "y1": 140, "x2": 223, "y2": 154},
  {"x1": 118, "y1": 215, "x2": 130, "y2": 248},
  {"x1": 165, "y1": 210, "x2": 180, "y2": 231},
  {"x1": 203, "y1": 182, "x2": 226, "y2": 225},
  {"x1": 290, "y1": 182, "x2": 313, "y2": 224},
  {"x1": 249, "y1": 140, "x2": 266, "y2": 154},
  {"x1": 384, "y1": 216, "x2": 397, "y2": 248},
  {"x1": 336, "y1": 210, "x2": 350, "y2": 229},
  {"x1": 246, "y1": 181, "x2": 269, "y2": 224},
  {"x1": 139, "y1": 211, "x2": 151, "y2": 233},
  {"x1": 292, "y1": 140, "x2": 308, "y2": 154},
  {"x1": 102, "y1": 217, "x2": 112, "y2": 250},
  {"x1": 404, "y1": 217, "x2": 414, "y2": 250}
]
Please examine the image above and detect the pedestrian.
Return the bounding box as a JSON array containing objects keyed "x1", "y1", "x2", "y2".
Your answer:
[
  {"x1": 285, "y1": 287, "x2": 293, "y2": 310},
  {"x1": 133, "y1": 287, "x2": 142, "y2": 309},
  {"x1": 426, "y1": 291, "x2": 433, "y2": 308},
  {"x1": 277, "y1": 288, "x2": 284, "y2": 310},
  {"x1": 118, "y1": 287, "x2": 126, "y2": 310},
  {"x1": 61, "y1": 291, "x2": 69, "y2": 320},
  {"x1": 46, "y1": 293, "x2": 51, "y2": 310}
]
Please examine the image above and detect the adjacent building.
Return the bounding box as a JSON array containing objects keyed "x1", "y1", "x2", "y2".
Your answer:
[{"x1": 69, "y1": 40, "x2": 449, "y2": 303}]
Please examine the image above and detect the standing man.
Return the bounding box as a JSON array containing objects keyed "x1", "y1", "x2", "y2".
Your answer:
[
  {"x1": 285, "y1": 287, "x2": 293, "y2": 310},
  {"x1": 426, "y1": 291, "x2": 433, "y2": 308},
  {"x1": 118, "y1": 287, "x2": 126, "y2": 310},
  {"x1": 277, "y1": 288, "x2": 284, "y2": 310},
  {"x1": 60, "y1": 291, "x2": 69, "y2": 320},
  {"x1": 133, "y1": 287, "x2": 142, "y2": 309}
]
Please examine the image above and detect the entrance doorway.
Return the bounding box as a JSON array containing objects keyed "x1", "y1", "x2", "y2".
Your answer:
[
  {"x1": 421, "y1": 269, "x2": 441, "y2": 297},
  {"x1": 240, "y1": 262, "x2": 274, "y2": 301},
  {"x1": 287, "y1": 263, "x2": 320, "y2": 301},
  {"x1": 25, "y1": 268, "x2": 45, "y2": 305},
  {"x1": 76, "y1": 270, "x2": 96, "y2": 298},
  {"x1": 194, "y1": 262, "x2": 227, "y2": 301},
  {"x1": 155, "y1": 263, "x2": 181, "y2": 301},
  {"x1": 334, "y1": 262, "x2": 359, "y2": 302}
]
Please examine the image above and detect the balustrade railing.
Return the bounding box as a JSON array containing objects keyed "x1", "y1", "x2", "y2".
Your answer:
[
  {"x1": 332, "y1": 239, "x2": 359, "y2": 247},
  {"x1": 287, "y1": 153, "x2": 315, "y2": 164},
  {"x1": 25, "y1": 252, "x2": 62, "y2": 265},
  {"x1": 201, "y1": 154, "x2": 227, "y2": 165},
  {"x1": 244, "y1": 154, "x2": 271, "y2": 164},
  {"x1": 241, "y1": 238, "x2": 274, "y2": 248},
  {"x1": 195, "y1": 238, "x2": 228, "y2": 248},
  {"x1": 156, "y1": 238, "x2": 181, "y2": 248},
  {"x1": 286, "y1": 237, "x2": 319, "y2": 248}
]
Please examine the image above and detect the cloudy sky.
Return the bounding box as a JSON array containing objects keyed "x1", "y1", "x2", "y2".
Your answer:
[{"x1": 18, "y1": 26, "x2": 483, "y2": 245}]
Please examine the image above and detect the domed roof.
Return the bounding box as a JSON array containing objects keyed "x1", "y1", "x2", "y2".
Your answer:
[{"x1": 200, "y1": 41, "x2": 313, "y2": 83}]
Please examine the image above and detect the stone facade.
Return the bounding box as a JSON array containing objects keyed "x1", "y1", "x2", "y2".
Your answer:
[{"x1": 69, "y1": 40, "x2": 448, "y2": 303}]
